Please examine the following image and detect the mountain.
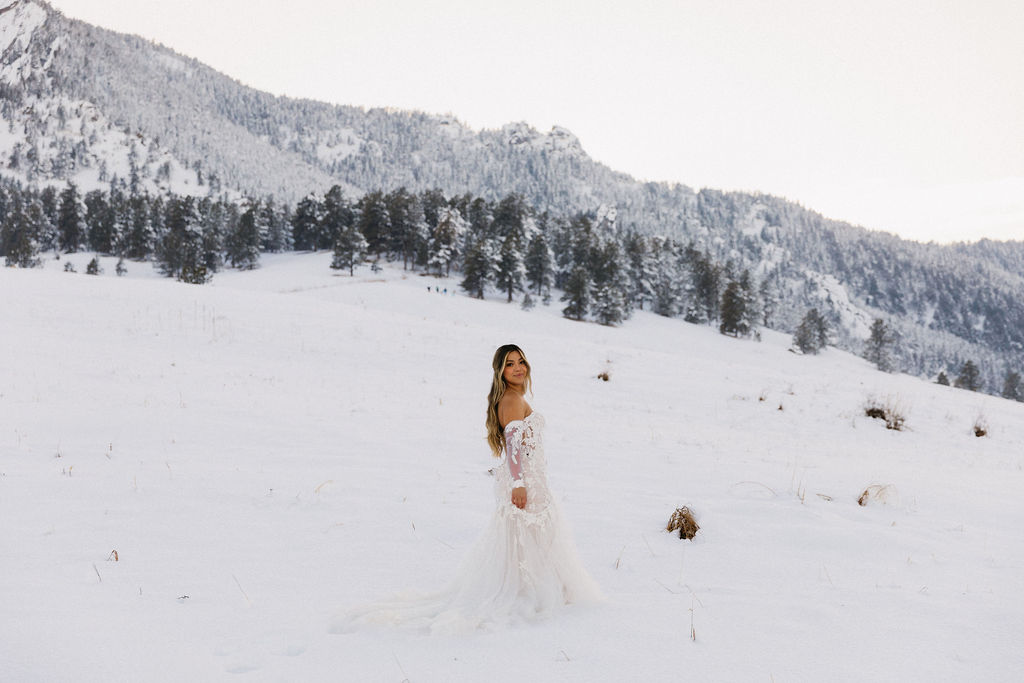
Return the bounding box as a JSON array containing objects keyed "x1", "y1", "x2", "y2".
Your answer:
[{"x1": 1, "y1": 0, "x2": 1022, "y2": 390}]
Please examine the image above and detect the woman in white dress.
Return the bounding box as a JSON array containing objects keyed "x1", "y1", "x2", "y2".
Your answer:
[{"x1": 335, "y1": 344, "x2": 601, "y2": 634}]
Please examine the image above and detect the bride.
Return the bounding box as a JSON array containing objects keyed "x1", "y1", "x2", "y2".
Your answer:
[{"x1": 335, "y1": 343, "x2": 602, "y2": 634}]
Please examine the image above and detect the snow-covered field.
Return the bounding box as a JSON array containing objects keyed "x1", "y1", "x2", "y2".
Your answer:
[{"x1": 2, "y1": 253, "x2": 1022, "y2": 682}]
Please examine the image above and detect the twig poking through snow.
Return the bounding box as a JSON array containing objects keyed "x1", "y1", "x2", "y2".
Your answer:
[
  {"x1": 392, "y1": 651, "x2": 410, "y2": 682},
  {"x1": 233, "y1": 574, "x2": 252, "y2": 605},
  {"x1": 642, "y1": 533, "x2": 656, "y2": 557}
]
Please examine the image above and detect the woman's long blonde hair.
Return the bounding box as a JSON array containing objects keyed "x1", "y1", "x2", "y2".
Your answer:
[{"x1": 486, "y1": 344, "x2": 532, "y2": 457}]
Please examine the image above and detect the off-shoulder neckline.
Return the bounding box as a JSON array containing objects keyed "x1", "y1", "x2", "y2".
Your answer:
[{"x1": 502, "y1": 410, "x2": 536, "y2": 432}]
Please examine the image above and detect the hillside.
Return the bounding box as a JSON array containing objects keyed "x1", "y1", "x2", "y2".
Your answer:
[
  {"x1": 1, "y1": 0, "x2": 1023, "y2": 391},
  {"x1": 1, "y1": 257, "x2": 1022, "y2": 681}
]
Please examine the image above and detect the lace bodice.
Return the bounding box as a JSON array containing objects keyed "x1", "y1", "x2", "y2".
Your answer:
[{"x1": 502, "y1": 411, "x2": 546, "y2": 491}]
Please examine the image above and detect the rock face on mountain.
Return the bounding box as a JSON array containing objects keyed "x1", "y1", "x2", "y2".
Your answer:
[{"x1": 1, "y1": 0, "x2": 1022, "y2": 389}]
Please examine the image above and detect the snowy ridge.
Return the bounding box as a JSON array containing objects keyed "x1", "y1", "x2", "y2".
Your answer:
[
  {"x1": 0, "y1": 92, "x2": 209, "y2": 198},
  {"x1": 0, "y1": 0, "x2": 46, "y2": 57},
  {"x1": 1, "y1": 256, "x2": 1022, "y2": 680},
  {"x1": 803, "y1": 270, "x2": 874, "y2": 339}
]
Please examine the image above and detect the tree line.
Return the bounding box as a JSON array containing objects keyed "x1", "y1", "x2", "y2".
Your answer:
[{"x1": 2, "y1": 176, "x2": 1020, "y2": 399}]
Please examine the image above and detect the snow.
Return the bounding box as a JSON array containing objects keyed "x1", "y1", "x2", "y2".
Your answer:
[
  {"x1": 2, "y1": 253, "x2": 1023, "y2": 681},
  {"x1": 501, "y1": 121, "x2": 585, "y2": 156},
  {"x1": 154, "y1": 52, "x2": 192, "y2": 76},
  {"x1": 0, "y1": 0, "x2": 47, "y2": 57},
  {"x1": 740, "y1": 202, "x2": 768, "y2": 238},
  {"x1": 805, "y1": 270, "x2": 875, "y2": 338},
  {"x1": 0, "y1": 92, "x2": 212, "y2": 200},
  {"x1": 315, "y1": 128, "x2": 361, "y2": 165}
]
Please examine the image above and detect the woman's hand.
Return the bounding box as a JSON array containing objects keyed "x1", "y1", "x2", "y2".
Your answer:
[{"x1": 511, "y1": 487, "x2": 527, "y2": 509}]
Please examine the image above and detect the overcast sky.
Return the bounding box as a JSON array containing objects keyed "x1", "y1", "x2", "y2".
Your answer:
[{"x1": 45, "y1": 0, "x2": 1024, "y2": 243}]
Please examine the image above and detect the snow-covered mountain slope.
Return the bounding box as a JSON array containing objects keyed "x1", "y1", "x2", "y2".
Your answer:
[
  {"x1": 1, "y1": 0, "x2": 1022, "y2": 388},
  {"x1": 2, "y1": 256, "x2": 1022, "y2": 681}
]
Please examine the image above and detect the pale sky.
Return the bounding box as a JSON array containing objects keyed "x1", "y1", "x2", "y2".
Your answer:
[{"x1": 44, "y1": 0, "x2": 1024, "y2": 243}]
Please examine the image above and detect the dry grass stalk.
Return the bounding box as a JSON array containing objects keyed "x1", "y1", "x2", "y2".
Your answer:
[
  {"x1": 666, "y1": 506, "x2": 700, "y2": 540},
  {"x1": 858, "y1": 484, "x2": 895, "y2": 506},
  {"x1": 689, "y1": 596, "x2": 697, "y2": 641}
]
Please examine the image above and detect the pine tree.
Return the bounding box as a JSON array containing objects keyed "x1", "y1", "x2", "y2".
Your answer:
[
  {"x1": 321, "y1": 186, "x2": 354, "y2": 251},
  {"x1": 954, "y1": 360, "x2": 982, "y2": 392},
  {"x1": 291, "y1": 194, "x2": 323, "y2": 251},
  {"x1": 759, "y1": 274, "x2": 778, "y2": 327},
  {"x1": 157, "y1": 196, "x2": 209, "y2": 283},
  {"x1": 124, "y1": 194, "x2": 154, "y2": 260},
  {"x1": 590, "y1": 238, "x2": 631, "y2": 325},
  {"x1": 330, "y1": 220, "x2": 368, "y2": 275},
  {"x1": 460, "y1": 237, "x2": 493, "y2": 299},
  {"x1": 385, "y1": 188, "x2": 427, "y2": 269},
  {"x1": 196, "y1": 197, "x2": 225, "y2": 275},
  {"x1": 1, "y1": 193, "x2": 41, "y2": 268},
  {"x1": 357, "y1": 190, "x2": 390, "y2": 259},
  {"x1": 260, "y1": 196, "x2": 292, "y2": 252},
  {"x1": 495, "y1": 233, "x2": 526, "y2": 303},
  {"x1": 863, "y1": 319, "x2": 896, "y2": 372},
  {"x1": 1001, "y1": 370, "x2": 1022, "y2": 401},
  {"x1": 936, "y1": 371, "x2": 950, "y2": 386},
  {"x1": 428, "y1": 206, "x2": 466, "y2": 277},
  {"x1": 524, "y1": 230, "x2": 554, "y2": 302},
  {"x1": 719, "y1": 280, "x2": 747, "y2": 337},
  {"x1": 650, "y1": 238, "x2": 682, "y2": 317},
  {"x1": 37, "y1": 185, "x2": 60, "y2": 252},
  {"x1": 57, "y1": 182, "x2": 84, "y2": 253},
  {"x1": 623, "y1": 232, "x2": 654, "y2": 311},
  {"x1": 592, "y1": 282, "x2": 627, "y2": 326},
  {"x1": 739, "y1": 270, "x2": 760, "y2": 336},
  {"x1": 686, "y1": 247, "x2": 721, "y2": 324},
  {"x1": 561, "y1": 265, "x2": 591, "y2": 321},
  {"x1": 492, "y1": 196, "x2": 531, "y2": 302},
  {"x1": 84, "y1": 189, "x2": 114, "y2": 254},
  {"x1": 793, "y1": 308, "x2": 829, "y2": 354},
  {"x1": 225, "y1": 201, "x2": 261, "y2": 270},
  {"x1": 108, "y1": 181, "x2": 131, "y2": 256}
]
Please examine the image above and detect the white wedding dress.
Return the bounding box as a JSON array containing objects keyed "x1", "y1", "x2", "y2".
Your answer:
[{"x1": 334, "y1": 411, "x2": 602, "y2": 634}]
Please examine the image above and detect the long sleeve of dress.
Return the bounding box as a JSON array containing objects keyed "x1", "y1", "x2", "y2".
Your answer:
[{"x1": 504, "y1": 422, "x2": 527, "y2": 489}]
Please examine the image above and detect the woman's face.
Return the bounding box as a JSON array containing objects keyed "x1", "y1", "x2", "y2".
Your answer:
[{"x1": 502, "y1": 351, "x2": 529, "y2": 388}]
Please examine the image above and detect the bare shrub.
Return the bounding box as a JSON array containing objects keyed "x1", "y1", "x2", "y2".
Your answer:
[
  {"x1": 863, "y1": 395, "x2": 907, "y2": 431},
  {"x1": 973, "y1": 414, "x2": 988, "y2": 437},
  {"x1": 666, "y1": 506, "x2": 700, "y2": 540}
]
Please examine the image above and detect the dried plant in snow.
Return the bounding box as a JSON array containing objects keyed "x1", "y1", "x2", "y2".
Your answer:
[
  {"x1": 857, "y1": 484, "x2": 896, "y2": 507},
  {"x1": 666, "y1": 506, "x2": 700, "y2": 540}
]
